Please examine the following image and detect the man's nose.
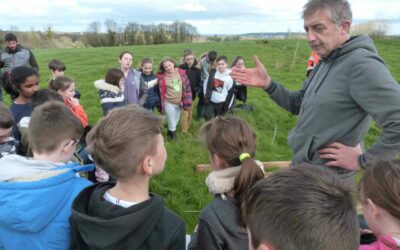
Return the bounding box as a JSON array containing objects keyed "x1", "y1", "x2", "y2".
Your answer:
[{"x1": 307, "y1": 30, "x2": 317, "y2": 42}]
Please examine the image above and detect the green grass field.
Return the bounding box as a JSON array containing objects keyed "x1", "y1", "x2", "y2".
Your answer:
[{"x1": 5, "y1": 38, "x2": 400, "y2": 232}]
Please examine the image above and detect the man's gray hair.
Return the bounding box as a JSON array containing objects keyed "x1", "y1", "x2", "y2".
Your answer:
[{"x1": 302, "y1": 0, "x2": 352, "y2": 26}]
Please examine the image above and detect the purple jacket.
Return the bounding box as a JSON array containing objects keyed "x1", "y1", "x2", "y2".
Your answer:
[{"x1": 123, "y1": 68, "x2": 148, "y2": 105}]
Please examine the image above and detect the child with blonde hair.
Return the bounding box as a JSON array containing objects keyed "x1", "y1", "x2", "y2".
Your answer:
[
  {"x1": 157, "y1": 56, "x2": 192, "y2": 140},
  {"x1": 359, "y1": 160, "x2": 400, "y2": 250},
  {"x1": 188, "y1": 116, "x2": 264, "y2": 250}
]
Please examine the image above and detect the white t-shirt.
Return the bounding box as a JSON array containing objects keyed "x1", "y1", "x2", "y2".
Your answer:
[{"x1": 103, "y1": 191, "x2": 139, "y2": 208}]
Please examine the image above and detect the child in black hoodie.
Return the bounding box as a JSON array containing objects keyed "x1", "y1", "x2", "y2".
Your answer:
[
  {"x1": 69, "y1": 105, "x2": 186, "y2": 249},
  {"x1": 179, "y1": 49, "x2": 201, "y2": 133}
]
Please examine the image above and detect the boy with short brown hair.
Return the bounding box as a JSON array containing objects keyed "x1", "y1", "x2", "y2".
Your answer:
[
  {"x1": 244, "y1": 164, "x2": 359, "y2": 250},
  {"x1": 69, "y1": 105, "x2": 186, "y2": 249}
]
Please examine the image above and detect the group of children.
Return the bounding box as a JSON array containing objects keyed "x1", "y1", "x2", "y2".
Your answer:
[
  {"x1": 91, "y1": 49, "x2": 248, "y2": 140},
  {"x1": 1, "y1": 99, "x2": 399, "y2": 249},
  {"x1": 1, "y1": 49, "x2": 399, "y2": 250},
  {"x1": 0, "y1": 49, "x2": 250, "y2": 183}
]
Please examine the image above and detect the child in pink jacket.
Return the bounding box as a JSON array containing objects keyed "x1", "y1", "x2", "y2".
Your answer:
[{"x1": 359, "y1": 160, "x2": 400, "y2": 250}]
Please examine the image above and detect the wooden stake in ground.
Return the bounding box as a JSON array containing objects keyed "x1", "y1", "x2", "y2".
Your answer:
[{"x1": 290, "y1": 39, "x2": 300, "y2": 71}]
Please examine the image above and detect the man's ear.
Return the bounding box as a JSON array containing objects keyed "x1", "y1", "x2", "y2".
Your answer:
[{"x1": 340, "y1": 20, "x2": 351, "y2": 35}]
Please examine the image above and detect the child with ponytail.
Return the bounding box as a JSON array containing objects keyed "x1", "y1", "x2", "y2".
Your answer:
[
  {"x1": 188, "y1": 116, "x2": 265, "y2": 250},
  {"x1": 359, "y1": 160, "x2": 400, "y2": 250}
]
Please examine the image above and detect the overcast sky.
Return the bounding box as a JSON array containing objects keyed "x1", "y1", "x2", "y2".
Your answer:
[{"x1": 0, "y1": 0, "x2": 399, "y2": 35}]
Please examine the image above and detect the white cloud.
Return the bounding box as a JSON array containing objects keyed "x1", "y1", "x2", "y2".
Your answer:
[
  {"x1": 74, "y1": 7, "x2": 112, "y2": 14},
  {"x1": 175, "y1": 3, "x2": 208, "y2": 12},
  {"x1": 353, "y1": 1, "x2": 400, "y2": 20},
  {"x1": 0, "y1": 0, "x2": 399, "y2": 34},
  {"x1": 0, "y1": 0, "x2": 49, "y2": 17}
]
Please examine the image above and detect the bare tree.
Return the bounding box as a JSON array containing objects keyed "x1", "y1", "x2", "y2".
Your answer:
[
  {"x1": 170, "y1": 21, "x2": 180, "y2": 43},
  {"x1": 105, "y1": 19, "x2": 118, "y2": 46},
  {"x1": 125, "y1": 22, "x2": 140, "y2": 45},
  {"x1": 83, "y1": 21, "x2": 104, "y2": 47},
  {"x1": 141, "y1": 24, "x2": 152, "y2": 44},
  {"x1": 351, "y1": 20, "x2": 389, "y2": 38},
  {"x1": 88, "y1": 21, "x2": 101, "y2": 33},
  {"x1": 185, "y1": 23, "x2": 198, "y2": 42},
  {"x1": 80, "y1": 19, "x2": 198, "y2": 47},
  {"x1": 45, "y1": 24, "x2": 54, "y2": 40}
]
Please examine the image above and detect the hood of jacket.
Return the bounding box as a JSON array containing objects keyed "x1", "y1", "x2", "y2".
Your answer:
[
  {"x1": 70, "y1": 181, "x2": 165, "y2": 248},
  {"x1": 324, "y1": 35, "x2": 377, "y2": 62},
  {"x1": 94, "y1": 79, "x2": 122, "y2": 94},
  {"x1": 0, "y1": 154, "x2": 67, "y2": 182},
  {"x1": 0, "y1": 155, "x2": 92, "y2": 233}
]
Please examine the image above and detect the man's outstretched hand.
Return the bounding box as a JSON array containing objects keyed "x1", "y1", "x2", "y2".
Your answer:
[{"x1": 230, "y1": 55, "x2": 271, "y2": 89}]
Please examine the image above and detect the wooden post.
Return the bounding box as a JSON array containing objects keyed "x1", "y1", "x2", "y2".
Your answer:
[{"x1": 195, "y1": 161, "x2": 291, "y2": 173}]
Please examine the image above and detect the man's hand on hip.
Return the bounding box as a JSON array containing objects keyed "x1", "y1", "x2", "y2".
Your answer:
[{"x1": 319, "y1": 142, "x2": 362, "y2": 171}]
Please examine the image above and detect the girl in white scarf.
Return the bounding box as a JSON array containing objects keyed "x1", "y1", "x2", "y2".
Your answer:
[{"x1": 188, "y1": 116, "x2": 265, "y2": 250}]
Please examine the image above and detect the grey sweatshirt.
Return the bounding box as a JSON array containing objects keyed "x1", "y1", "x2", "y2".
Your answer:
[{"x1": 267, "y1": 35, "x2": 400, "y2": 176}]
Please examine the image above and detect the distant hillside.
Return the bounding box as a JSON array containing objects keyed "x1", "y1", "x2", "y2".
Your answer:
[{"x1": 241, "y1": 32, "x2": 305, "y2": 38}]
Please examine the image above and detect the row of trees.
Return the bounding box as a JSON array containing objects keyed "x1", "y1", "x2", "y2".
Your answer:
[
  {"x1": 83, "y1": 20, "x2": 198, "y2": 47},
  {"x1": 351, "y1": 20, "x2": 389, "y2": 38}
]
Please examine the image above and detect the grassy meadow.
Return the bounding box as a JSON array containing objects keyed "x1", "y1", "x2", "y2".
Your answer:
[{"x1": 4, "y1": 38, "x2": 400, "y2": 232}]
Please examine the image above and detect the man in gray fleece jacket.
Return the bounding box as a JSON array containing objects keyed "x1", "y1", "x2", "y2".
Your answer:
[{"x1": 231, "y1": 0, "x2": 400, "y2": 177}]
